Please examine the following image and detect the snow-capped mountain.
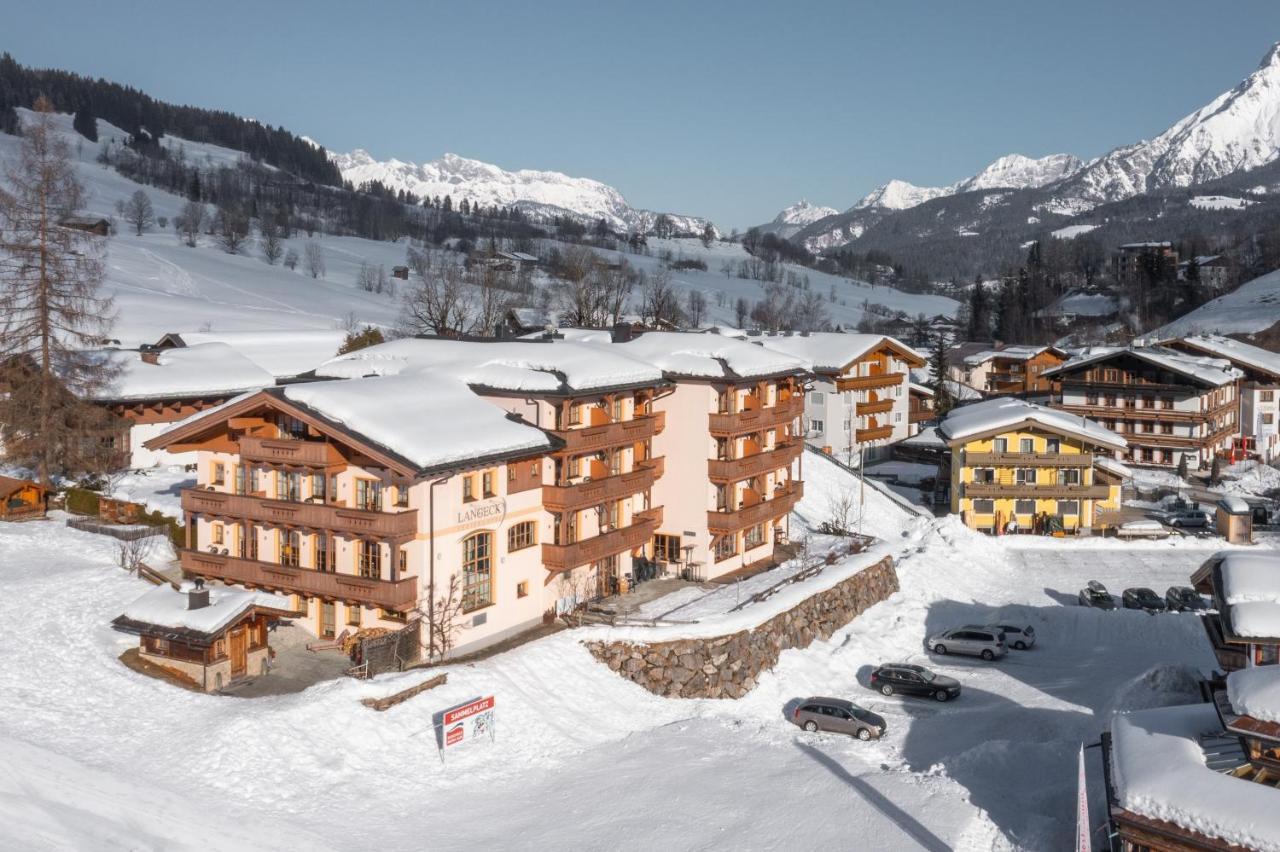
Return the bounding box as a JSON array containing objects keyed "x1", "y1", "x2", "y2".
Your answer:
[
  {"x1": 332, "y1": 149, "x2": 712, "y2": 235},
  {"x1": 757, "y1": 199, "x2": 839, "y2": 238},
  {"x1": 1049, "y1": 43, "x2": 1280, "y2": 212},
  {"x1": 853, "y1": 153, "x2": 1083, "y2": 210}
]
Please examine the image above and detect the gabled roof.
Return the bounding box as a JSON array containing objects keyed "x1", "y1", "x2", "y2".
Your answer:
[
  {"x1": 1042, "y1": 345, "x2": 1241, "y2": 387},
  {"x1": 752, "y1": 332, "x2": 925, "y2": 373},
  {"x1": 157, "y1": 330, "x2": 346, "y2": 379},
  {"x1": 938, "y1": 396, "x2": 1126, "y2": 450},
  {"x1": 611, "y1": 331, "x2": 807, "y2": 380},
  {"x1": 0, "y1": 476, "x2": 46, "y2": 500},
  {"x1": 961, "y1": 344, "x2": 1066, "y2": 366},
  {"x1": 85, "y1": 343, "x2": 275, "y2": 402},
  {"x1": 1172, "y1": 335, "x2": 1280, "y2": 382},
  {"x1": 113, "y1": 582, "x2": 295, "y2": 645}
]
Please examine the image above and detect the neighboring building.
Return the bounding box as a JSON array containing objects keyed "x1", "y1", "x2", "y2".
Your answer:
[
  {"x1": 1045, "y1": 346, "x2": 1241, "y2": 469},
  {"x1": 1192, "y1": 551, "x2": 1280, "y2": 673},
  {"x1": 947, "y1": 343, "x2": 1067, "y2": 396},
  {"x1": 754, "y1": 332, "x2": 924, "y2": 465},
  {"x1": 150, "y1": 329, "x2": 347, "y2": 381},
  {"x1": 1113, "y1": 241, "x2": 1178, "y2": 289},
  {"x1": 391, "y1": 265, "x2": 410, "y2": 280},
  {"x1": 907, "y1": 383, "x2": 934, "y2": 436},
  {"x1": 1167, "y1": 334, "x2": 1280, "y2": 462},
  {"x1": 938, "y1": 397, "x2": 1127, "y2": 534},
  {"x1": 58, "y1": 215, "x2": 110, "y2": 236},
  {"x1": 1033, "y1": 289, "x2": 1119, "y2": 326},
  {"x1": 112, "y1": 580, "x2": 297, "y2": 692},
  {"x1": 613, "y1": 332, "x2": 807, "y2": 579},
  {"x1": 1177, "y1": 254, "x2": 1233, "y2": 294},
  {"x1": 0, "y1": 475, "x2": 48, "y2": 520}
]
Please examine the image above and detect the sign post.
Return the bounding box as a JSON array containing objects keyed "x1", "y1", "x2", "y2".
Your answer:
[
  {"x1": 1075, "y1": 743, "x2": 1092, "y2": 852},
  {"x1": 436, "y1": 695, "x2": 496, "y2": 761}
]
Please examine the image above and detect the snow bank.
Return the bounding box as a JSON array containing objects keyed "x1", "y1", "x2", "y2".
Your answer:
[
  {"x1": 1223, "y1": 460, "x2": 1280, "y2": 497},
  {"x1": 1228, "y1": 666, "x2": 1280, "y2": 723}
]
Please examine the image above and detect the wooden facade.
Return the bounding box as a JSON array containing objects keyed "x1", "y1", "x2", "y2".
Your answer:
[{"x1": 0, "y1": 476, "x2": 48, "y2": 521}]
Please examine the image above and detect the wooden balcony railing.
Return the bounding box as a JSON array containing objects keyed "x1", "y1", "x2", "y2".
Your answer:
[
  {"x1": 708, "y1": 398, "x2": 803, "y2": 435},
  {"x1": 179, "y1": 549, "x2": 418, "y2": 612},
  {"x1": 962, "y1": 482, "x2": 1111, "y2": 499},
  {"x1": 239, "y1": 435, "x2": 346, "y2": 468},
  {"x1": 837, "y1": 372, "x2": 904, "y2": 392},
  {"x1": 541, "y1": 506, "x2": 663, "y2": 571},
  {"x1": 964, "y1": 452, "x2": 1094, "y2": 467},
  {"x1": 856, "y1": 425, "x2": 894, "y2": 442},
  {"x1": 553, "y1": 415, "x2": 659, "y2": 454},
  {"x1": 707, "y1": 482, "x2": 804, "y2": 534},
  {"x1": 181, "y1": 489, "x2": 418, "y2": 540},
  {"x1": 543, "y1": 460, "x2": 662, "y2": 512},
  {"x1": 858, "y1": 399, "x2": 894, "y2": 415},
  {"x1": 908, "y1": 408, "x2": 933, "y2": 423},
  {"x1": 708, "y1": 442, "x2": 802, "y2": 483}
]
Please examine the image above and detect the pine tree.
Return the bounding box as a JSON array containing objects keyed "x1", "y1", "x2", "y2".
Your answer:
[
  {"x1": 931, "y1": 329, "x2": 953, "y2": 416},
  {"x1": 72, "y1": 105, "x2": 97, "y2": 142},
  {"x1": 967, "y1": 275, "x2": 988, "y2": 340},
  {"x1": 0, "y1": 98, "x2": 119, "y2": 482}
]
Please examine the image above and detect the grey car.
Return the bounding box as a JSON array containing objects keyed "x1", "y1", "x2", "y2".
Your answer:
[
  {"x1": 791, "y1": 697, "x2": 886, "y2": 740},
  {"x1": 928, "y1": 626, "x2": 1007, "y2": 660},
  {"x1": 992, "y1": 623, "x2": 1036, "y2": 650}
]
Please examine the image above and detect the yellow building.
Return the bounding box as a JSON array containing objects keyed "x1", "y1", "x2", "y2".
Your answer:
[{"x1": 939, "y1": 397, "x2": 1127, "y2": 535}]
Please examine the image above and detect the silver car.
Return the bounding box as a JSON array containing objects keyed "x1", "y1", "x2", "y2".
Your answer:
[
  {"x1": 927, "y1": 626, "x2": 1007, "y2": 660},
  {"x1": 791, "y1": 696, "x2": 886, "y2": 740}
]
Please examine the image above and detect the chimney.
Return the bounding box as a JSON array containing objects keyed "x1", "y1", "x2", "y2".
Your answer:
[
  {"x1": 612, "y1": 322, "x2": 634, "y2": 343},
  {"x1": 187, "y1": 577, "x2": 210, "y2": 610}
]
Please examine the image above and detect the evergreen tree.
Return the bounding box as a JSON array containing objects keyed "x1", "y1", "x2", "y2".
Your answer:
[
  {"x1": 967, "y1": 275, "x2": 989, "y2": 340},
  {"x1": 930, "y1": 329, "x2": 954, "y2": 417},
  {"x1": 72, "y1": 105, "x2": 97, "y2": 141}
]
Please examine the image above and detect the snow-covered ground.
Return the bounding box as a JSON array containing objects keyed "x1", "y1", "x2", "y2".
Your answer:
[
  {"x1": 1157, "y1": 266, "x2": 1280, "y2": 337},
  {"x1": 1189, "y1": 195, "x2": 1253, "y2": 211}
]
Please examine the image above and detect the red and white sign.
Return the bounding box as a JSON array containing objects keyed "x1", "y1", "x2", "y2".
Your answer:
[
  {"x1": 1075, "y1": 744, "x2": 1092, "y2": 852},
  {"x1": 439, "y1": 695, "x2": 496, "y2": 752}
]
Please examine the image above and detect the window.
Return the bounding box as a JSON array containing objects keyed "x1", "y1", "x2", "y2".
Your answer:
[
  {"x1": 1015, "y1": 468, "x2": 1036, "y2": 485},
  {"x1": 276, "y1": 471, "x2": 301, "y2": 502},
  {"x1": 972, "y1": 499, "x2": 995, "y2": 514},
  {"x1": 462, "y1": 532, "x2": 494, "y2": 611},
  {"x1": 1085, "y1": 393, "x2": 1099, "y2": 405},
  {"x1": 395, "y1": 485, "x2": 409, "y2": 508},
  {"x1": 809, "y1": 419, "x2": 824, "y2": 434},
  {"x1": 358, "y1": 541, "x2": 381, "y2": 579},
  {"x1": 1142, "y1": 396, "x2": 1155, "y2": 409},
  {"x1": 971, "y1": 467, "x2": 995, "y2": 484},
  {"x1": 463, "y1": 476, "x2": 475, "y2": 502},
  {"x1": 714, "y1": 535, "x2": 738, "y2": 562},
  {"x1": 993, "y1": 438, "x2": 1008, "y2": 453},
  {"x1": 1256, "y1": 644, "x2": 1280, "y2": 666},
  {"x1": 328, "y1": 473, "x2": 338, "y2": 502},
  {"x1": 482, "y1": 470, "x2": 495, "y2": 498},
  {"x1": 398, "y1": 548, "x2": 407, "y2": 575},
  {"x1": 212, "y1": 462, "x2": 225, "y2": 485},
  {"x1": 1046, "y1": 438, "x2": 1060, "y2": 453},
  {"x1": 1263, "y1": 390, "x2": 1276, "y2": 403},
  {"x1": 508, "y1": 521, "x2": 536, "y2": 552},
  {"x1": 356, "y1": 479, "x2": 382, "y2": 511},
  {"x1": 612, "y1": 396, "x2": 624, "y2": 422},
  {"x1": 810, "y1": 391, "x2": 824, "y2": 404},
  {"x1": 310, "y1": 473, "x2": 325, "y2": 502},
  {"x1": 745, "y1": 523, "x2": 765, "y2": 550},
  {"x1": 379, "y1": 608, "x2": 407, "y2": 623},
  {"x1": 280, "y1": 530, "x2": 301, "y2": 567},
  {"x1": 654, "y1": 534, "x2": 681, "y2": 563},
  {"x1": 1140, "y1": 422, "x2": 1153, "y2": 434},
  {"x1": 894, "y1": 412, "x2": 902, "y2": 423},
  {"x1": 1162, "y1": 397, "x2": 1175, "y2": 410},
  {"x1": 346, "y1": 605, "x2": 362, "y2": 627},
  {"x1": 1019, "y1": 438, "x2": 1034, "y2": 453},
  {"x1": 315, "y1": 534, "x2": 331, "y2": 572},
  {"x1": 1104, "y1": 395, "x2": 1117, "y2": 408},
  {"x1": 278, "y1": 415, "x2": 307, "y2": 439},
  {"x1": 1266, "y1": 414, "x2": 1276, "y2": 426},
  {"x1": 1015, "y1": 499, "x2": 1035, "y2": 515},
  {"x1": 517, "y1": 581, "x2": 529, "y2": 599},
  {"x1": 1057, "y1": 500, "x2": 1080, "y2": 516},
  {"x1": 1057, "y1": 468, "x2": 1081, "y2": 486},
  {"x1": 1161, "y1": 423, "x2": 1174, "y2": 434},
  {"x1": 234, "y1": 464, "x2": 247, "y2": 495},
  {"x1": 212, "y1": 523, "x2": 224, "y2": 545}
]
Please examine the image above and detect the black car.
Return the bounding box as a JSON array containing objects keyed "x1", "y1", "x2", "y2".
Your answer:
[
  {"x1": 869, "y1": 663, "x2": 961, "y2": 702},
  {"x1": 1165, "y1": 586, "x2": 1208, "y2": 612},
  {"x1": 1122, "y1": 587, "x2": 1167, "y2": 612},
  {"x1": 1078, "y1": 581, "x2": 1117, "y2": 610}
]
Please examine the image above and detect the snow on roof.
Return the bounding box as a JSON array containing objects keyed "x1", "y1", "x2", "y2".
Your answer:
[
  {"x1": 282, "y1": 374, "x2": 553, "y2": 471},
  {"x1": 119, "y1": 582, "x2": 293, "y2": 637},
  {"x1": 1035, "y1": 291, "x2": 1118, "y2": 318},
  {"x1": 520, "y1": 328, "x2": 613, "y2": 344},
  {"x1": 172, "y1": 330, "x2": 346, "y2": 379},
  {"x1": 900, "y1": 424, "x2": 945, "y2": 448},
  {"x1": 1094, "y1": 456, "x2": 1133, "y2": 479},
  {"x1": 1218, "y1": 552, "x2": 1280, "y2": 605},
  {"x1": 1177, "y1": 334, "x2": 1280, "y2": 380},
  {"x1": 611, "y1": 332, "x2": 807, "y2": 379},
  {"x1": 1119, "y1": 241, "x2": 1173, "y2": 249},
  {"x1": 1227, "y1": 601, "x2": 1280, "y2": 640},
  {"x1": 1229, "y1": 667, "x2": 1280, "y2": 724},
  {"x1": 1219, "y1": 495, "x2": 1252, "y2": 514},
  {"x1": 1044, "y1": 345, "x2": 1241, "y2": 386},
  {"x1": 909, "y1": 382, "x2": 935, "y2": 397},
  {"x1": 960, "y1": 344, "x2": 1058, "y2": 366},
  {"x1": 1110, "y1": 701, "x2": 1280, "y2": 850},
  {"x1": 939, "y1": 396, "x2": 1126, "y2": 449},
  {"x1": 315, "y1": 338, "x2": 663, "y2": 393},
  {"x1": 87, "y1": 343, "x2": 275, "y2": 401},
  {"x1": 753, "y1": 332, "x2": 923, "y2": 372}
]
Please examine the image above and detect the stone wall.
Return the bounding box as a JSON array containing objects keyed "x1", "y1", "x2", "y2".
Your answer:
[{"x1": 585, "y1": 555, "x2": 898, "y2": 699}]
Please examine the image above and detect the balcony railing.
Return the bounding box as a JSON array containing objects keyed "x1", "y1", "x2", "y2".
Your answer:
[
  {"x1": 541, "y1": 506, "x2": 663, "y2": 571},
  {"x1": 542, "y1": 460, "x2": 662, "y2": 513},
  {"x1": 858, "y1": 399, "x2": 894, "y2": 415},
  {"x1": 962, "y1": 482, "x2": 1111, "y2": 499},
  {"x1": 179, "y1": 549, "x2": 418, "y2": 611},
  {"x1": 707, "y1": 481, "x2": 804, "y2": 534},
  {"x1": 708, "y1": 398, "x2": 803, "y2": 435},
  {"x1": 708, "y1": 442, "x2": 802, "y2": 482},
  {"x1": 239, "y1": 435, "x2": 346, "y2": 468},
  {"x1": 964, "y1": 452, "x2": 1094, "y2": 467},
  {"x1": 856, "y1": 425, "x2": 894, "y2": 442},
  {"x1": 181, "y1": 489, "x2": 418, "y2": 540},
  {"x1": 837, "y1": 372, "x2": 904, "y2": 392},
  {"x1": 553, "y1": 415, "x2": 659, "y2": 454},
  {"x1": 908, "y1": 408, "x2": 933, "y2": 423}
]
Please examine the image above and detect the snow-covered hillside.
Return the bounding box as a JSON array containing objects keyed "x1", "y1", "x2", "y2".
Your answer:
[
  {"x1": 1155, "y1": 267, "x2": 1280, "y2": 337},
  {"x1": 332, "y1": 149, "x2": 712, "y2": 235},
  {"x1": 758, "y1": 199, "x2": 840, "y2": 238},
  {"x1": 852, "y1": 153, "x2": 1083, "y2": 211}
]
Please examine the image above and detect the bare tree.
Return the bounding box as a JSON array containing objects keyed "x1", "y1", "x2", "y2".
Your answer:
[
  {"x1": 794, "y1": 289, "x2": 829, "y2": 332},
  {"x1": 304, "y1": 241, "x2": 325, "y2": 279},
  {"x1": 596, "y1": 260, "x2": 636, "y2": 326},
  {"x1": 821, "y1": 486, "x2": 862, "y2": 536},
  {"x1": 401, "y1": 262, "x2": 469, "y2": 336},
  {"x1": 259, "y1": 221, "x2": 284, "y2": 265},
  {"x1": 176, "y1": 200, "x2": 204, "y2": 247},
  {"x1": 116, "y1": 532, "x2": 160, "y2": 574},
  {"x1": 356, "y1": 260, "x2": 378, "y2": 292},
  {"x1": 469, "y1": 266, "x2": 511, "y2": 336},
  {"x1": 639, "y1": 268, "x2": 681, "y2": 327},
  {"x1": 700, "y1": 221, "x2": 715, "y2": 248},
  {"x1": 213, "y1": 203, "x2": 249, "y2": 254},
  {"x1": 123, "y1": 189, "x2": 154, "y2": 236},
  {"x1": 0, "y1": 98, "x2": 120, "y2": 483},
  {"x1": 685, "y1": 289, "x2": 708, "y2": 327},
  {"x1": 419, "y1": 574, "x2": 466, "y2": 661},
  {"x1": 283, "y1": 247, "x2": 299, "y2": 270}
]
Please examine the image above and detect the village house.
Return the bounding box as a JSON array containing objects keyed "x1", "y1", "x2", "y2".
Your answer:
[
  {"x1": 0, "y1": 475, "x2": 49, "y2": 521},
  {"x1": 753, "y1": 332, "x2": 924, "y2": 465},
  {"x1": 1045, "y1": 345, "x2": 1241, "y2": 469},
  {"x1": 1112, "y1": 241, "x2": 1178, "y2": 289},
  {"x1": 58, "y1": 215, "x2": 111, "y2": 236},
  {"x1": 946, "y1": 342, "x2": 1067, "y2": 396},
  {"x1": 1167, "y1": 334, "x2": 1280, "y2": 463},
  {"x1": 938, "y1": 397, "x2": 1127, "y2": 535},
  {"x1": 1177, "y1": 254, "x2": 1233, "y2": 295}
]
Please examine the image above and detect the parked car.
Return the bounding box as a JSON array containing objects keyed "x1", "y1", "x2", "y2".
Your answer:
[
  {"x1": 869, "y1": 663, "x2": 961, "y2": 702},
  {"x1": 992, "y1": 624, "x2": 1036, "y2": 650},
  {"x1": 927, "y1": 627, "x2": 1007, "y2": 660},
  {"x1": 1078, "y1": 580, "x2": 1117, "y2": 610},
  {"x1": 1166, "y1": 509, "x2": 1211, "y2": 529},
  {"x1": 791, "y1": 697, "x2": 886, "y2": 740},
  {"x1": 1164, "y1": 586, "x2": 1209, "y2": 612},
  {"x1": 1122, "y1": 587, "x2": 1167, "y2": 612}
]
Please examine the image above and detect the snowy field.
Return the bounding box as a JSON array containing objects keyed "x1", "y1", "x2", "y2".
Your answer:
[
  {"x1": 1, "y1": 451, "x2": 1265, "y2": 850},
  {"x1": 1157, "y1": 266, "x2": 1280, "y2": 337}
]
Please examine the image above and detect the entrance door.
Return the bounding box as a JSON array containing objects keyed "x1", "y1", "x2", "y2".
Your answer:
[
  {"x1": 228, "y1": 626, "x2": 248, "y2": 678},
  {"x1": 321, "y1": 601, "x2": 336, "y2": 638}
]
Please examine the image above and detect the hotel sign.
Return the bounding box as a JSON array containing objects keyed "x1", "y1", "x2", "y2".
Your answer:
[{"x1": 456, "y1": 497, "x2": 506, "y2": 529}]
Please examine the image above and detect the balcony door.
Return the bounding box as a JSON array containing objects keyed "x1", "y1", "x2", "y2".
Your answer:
[{"x1": 276, "y1": 471, "x2": 301, "y2": 503}]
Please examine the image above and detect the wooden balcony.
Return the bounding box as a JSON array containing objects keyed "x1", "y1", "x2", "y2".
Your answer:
[
  {"x1": 541, "y1": 506, "x2": 662, "y2": 571},
  {"x1": 837, "y1": 372, "x2": 904, "y2": 392},
  {"x1": 181, "y1": 489, "x2": 417, "y2": 540},
  {"x1": 179, "y1": 549, "x2": 418, "y2": 612},
  {"x1": 856, "y1": 425, "x2": 894, "y2": 442},
  {"x1": 708, "y1": 442, "x2": 802, "y2": 483},
  {"x1": 964, "y1": 452, "x2": 1095, "y2": 467},
  {"x1": 908, "y1": 408, "x2": 933, "y2": 423},
  {"x1": 708, "y1": 398, "x2": 803, "y2": 436},
  {"x1": 239, "y1": 435, "x2": 346, "y2": 468},
  {"x1": 553, "y1": 415, "x2": 659, "y2": 454},
  {"x1": 543, "y1": 460, "x2": 661, "y2": 512},
  {"x1": 707, "y1": 482, "x2": 804, "y2": 534},
  {"x1": 962, "y1": 482, "x2": 1110, "y2": 499},
  {"x1": 858, "y1": 398, "x2": 894, "y2": 415}
]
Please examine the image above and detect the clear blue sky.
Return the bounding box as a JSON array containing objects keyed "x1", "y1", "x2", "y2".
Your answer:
[{"x1": 8, "y1": 1, "x2": 1280, "y2": 228}]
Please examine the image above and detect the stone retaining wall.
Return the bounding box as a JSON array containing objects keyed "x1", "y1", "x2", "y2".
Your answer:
[{"x1": 585, "y1": 555, "x2": 898, "y2": 699}]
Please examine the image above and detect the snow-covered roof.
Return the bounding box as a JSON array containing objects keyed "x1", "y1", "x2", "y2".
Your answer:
[
  {"x1": 1035, "y1": 291, "x2": 1118, "y2": 318},
  {"x1": 282, "y1": 374, "x2": 554, "y2": 471},
  {"x1": 961, "y1": 344, "x2": 1060, "y2": 366},
  {"x1": 520, "y1": 328, "x2": 613, "y2": 344},
  {"x1": 1227, "y1": 601, "x2": 1280, "y2": 640},
  {"x1": 1043, "y1": 345, "x2": 1241, "y2": 387},
  {"x1": 1218, "y1": 552, "x2": 1280, "y2": 605},
  {"x1": 939, "y1": 397, "x2": 1126, "y2": 450},
  {"x1": 1229, "y1": 667, "x2": 1280, "y2": 724},
  {"x1": 909, "y1": 382, "x2": 935, "y2": 397},
  {"x1": 611, "y1": 332, "x2": 806, "y2": 379},
  {"x1": 1176, "y1": 334, "x2": 1280, "y2": 381},
  {"x1": 1110, "y1": 702, "x2": 1280, "y2": 850},
  {"x1": 1219, "y1": 495, "x2": 1252, "y2": 514},
  {"x1": 753, "y1": 332, "x2": 924, "y2": 373},
  {"x1": 900, "y1": 424, "x2": 945, "y2": 448},
  {"x1": 87, "y1": 343, "x2": 275, "y2": 401},
  {"x1": 315, "y1": 338, "x2": 664, "y2": 393},
  {"x1": 1119, "y1": 241, "x2": 1173, "y2": 249},
  {"x1": 1094, "y1": 456, "x2": 1133, "y2": 479},
  {"x1": 118, "y1": 582, "x2": 294, "y2": 637},
  {"x1": 168, "y1": 330, "x2": 347, "y2": 379}
]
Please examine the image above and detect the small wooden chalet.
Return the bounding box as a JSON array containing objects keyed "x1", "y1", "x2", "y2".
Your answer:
[
  {"x1": 112, "y1": 580, "x2": 297, "y2": 692},
  {"x1": 0, "y1": 476, "x2": 49, "y2": 521},
  {"x1": 58, "y1": 216, "x2": 110, "y2": 236}
]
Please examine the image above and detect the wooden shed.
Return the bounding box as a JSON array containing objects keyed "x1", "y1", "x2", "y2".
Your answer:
[
  {"x1": 1216, "y1": 496, "x2": 1253, "y2": 545},
  {"x1": 0, "y1": 476, "x2": 49, "y2": 521}
]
